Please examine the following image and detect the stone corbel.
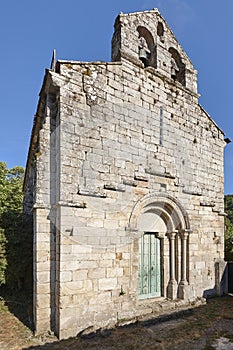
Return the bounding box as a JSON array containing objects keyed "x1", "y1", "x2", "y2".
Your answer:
[{"x1": 155, "y1": 232, "x2": 165, "y2": 240}]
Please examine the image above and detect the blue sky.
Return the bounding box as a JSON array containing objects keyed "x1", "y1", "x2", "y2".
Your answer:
[{"x1": 0, "y1": 0, "x2": 232, "y2": 193}]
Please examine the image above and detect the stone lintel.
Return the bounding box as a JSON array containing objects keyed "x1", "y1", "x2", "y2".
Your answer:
[
  {"x1": 123, "y1": 179, "x2": 137, "y2": 187},
  {"x1": 145, "y1": 168, "x2": 176, "y2": 179},
  {"x1": 78, "y1": 188, "x2": 107, "y2": 198},
  {"x1": 183, "y1": 188, "x2": 202, "y2": 196},
  {"x1": 134, "y1": 174, "x2": 148, "y2": 182},
  {"x1": 57, "y1": 201, "x2": 86, "y2": 209},
  {"x1": 104, "y1": 183, "x2": 126, "y2": 192},
  {"x1": 33, "y1": 203, "x2": 51, "y2": 210},
  {"x1": 218, "y1": 211, "x2": 228, "y2": 217},
  {"x1": 200, "y1": 201, "x2": 215, "y2": 207}
]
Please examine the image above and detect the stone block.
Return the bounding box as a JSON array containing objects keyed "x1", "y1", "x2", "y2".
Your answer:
[
  {"x1": 88, "y1": 268, "x2": 106, "y2": 279},
  {"x1": 35, "y1": 318, "x2": 51, "y2": 335},
  {"x1": 106, "y1": 267, "x2": 123, "y2": 278},
  {"x1": 36, "y1": 294, "x2": 50, "y2": 308},
  {"x1": 37, "y1": 271, "x2": 50, "y2": 284},
  {"x1": 36, "y1": 283, "x2": 50, "y2": 294},
  {"x1": 195, "y1": 261, "x2": 206, "y2": 270},
  {"x1": 37, "y1": 261, "x2": 51, "y2": 271},
  {"x1": 60, "y1": 281, "x2": 83, "y2": 295},
  {"x1": 99, "y1": 278, "x2": 117, "y2": 291},
  {"x1": 73, "y1": 269, "x2": 88, "y2": 280},
  {"x1": 99, "y1": 259, "x2": 113, "y2": 268},
  {"x1": 60, "y1": 271, "x2": 72, "y2": 282}
]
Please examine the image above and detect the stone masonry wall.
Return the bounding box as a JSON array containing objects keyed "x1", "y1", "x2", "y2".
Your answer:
[
  {"x1": 23, "y1": 9, "x2": 226, "y2": 339},
  {"x1": 51, "y1": 55, "x2": 225, "y2": 337}
]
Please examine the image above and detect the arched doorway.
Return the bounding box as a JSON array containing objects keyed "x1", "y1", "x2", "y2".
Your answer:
[
  {"x1": 128, "y1": 193, "x2": 191, "y2": 300},
  {"x1": 138, "y1": 231, "x2": 162, "y2": 298},
  {"x1": 137, "y1": 212, "x2": 166, "y2": 298}
]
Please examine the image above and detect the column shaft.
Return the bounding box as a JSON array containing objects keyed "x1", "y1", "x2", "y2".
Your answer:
[{"x1": 167, "y1": 231, "x2": 178, "y2": 299}]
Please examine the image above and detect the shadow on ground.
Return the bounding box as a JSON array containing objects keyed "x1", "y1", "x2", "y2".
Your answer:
[
  {"x1": 1, "y1": 293, "x2": 233, "y2": 350},
  {"x1": 0, "y1": 285, "x2": 33, "y2": 330},
  {"x1": 18, "y1": 295, "x2": 233, "y2": 350}
]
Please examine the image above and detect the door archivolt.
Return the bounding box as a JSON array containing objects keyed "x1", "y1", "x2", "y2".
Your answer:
[
  {"x1": 128, "y1": 192, "x2": 190, "y2": 233},
  {"x1": 128, "y1": 193, "x2": 191, "y2": 300}
]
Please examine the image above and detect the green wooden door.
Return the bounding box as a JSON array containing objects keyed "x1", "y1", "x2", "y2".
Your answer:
[{"x1": 138, "y1": 233, "x2": 161, "y2": 298}]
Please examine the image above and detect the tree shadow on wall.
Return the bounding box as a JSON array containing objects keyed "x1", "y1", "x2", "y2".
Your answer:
[
  {"x1": 203, "y1": 261, "x2": 228, "y2": 299},
  {"x1": 0, "y1": 212, "x2": 33, "y2": 330}
]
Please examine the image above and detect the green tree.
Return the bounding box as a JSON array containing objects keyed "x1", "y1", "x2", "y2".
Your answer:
[
  {"x1": 0, "y1": 162, "x2": 8, "y2": 218},
  {"x1": 225, "y1": 195, "x2": 233, "y2": 261},
  {"x1": 0, "y1": 162, "x2": 8, "y2": 285},
  {"x1": 0, "y1": 162, "x2": 32, "y2": 289},
  {"x1": 0, "y1": 228, "x2": 7, "y2": 285}
]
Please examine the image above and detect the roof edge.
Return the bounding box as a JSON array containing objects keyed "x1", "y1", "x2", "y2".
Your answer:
[{"x1": 198, "y1": 103, "x2": 225, "y2": 136}]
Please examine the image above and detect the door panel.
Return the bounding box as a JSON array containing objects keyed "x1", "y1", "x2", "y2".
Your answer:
[{"x1": 139, "y1": 233, "x2": 161, "y2": 298}]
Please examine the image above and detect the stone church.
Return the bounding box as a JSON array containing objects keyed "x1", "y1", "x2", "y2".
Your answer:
[{"x1": 23, "y1": 9, "x2": 227, "y2": 339}]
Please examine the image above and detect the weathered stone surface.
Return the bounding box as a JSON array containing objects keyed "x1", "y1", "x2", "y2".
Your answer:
[{"x1": 23, "y1": 8, "x2": 227, "y2": 340}]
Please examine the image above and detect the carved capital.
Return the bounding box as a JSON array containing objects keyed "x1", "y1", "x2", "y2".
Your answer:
[
  {"x1": 156, "y1": 232, "x2": 165, "y2": 239},
  {"x1": 166, "y1": 231, "x2": 178, "y2": 240},
  {"x1": 180, "y1": 229, "x2": 191, "y2": 240}
]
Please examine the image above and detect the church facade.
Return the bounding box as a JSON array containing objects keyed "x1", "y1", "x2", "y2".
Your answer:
[{"x1": 23, "y1": 9, "x2": 227, "y2": 339}]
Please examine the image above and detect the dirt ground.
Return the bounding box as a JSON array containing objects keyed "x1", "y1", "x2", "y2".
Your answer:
[{"x1": 1, "y1": 288, "x2": 233, "y2": 350}]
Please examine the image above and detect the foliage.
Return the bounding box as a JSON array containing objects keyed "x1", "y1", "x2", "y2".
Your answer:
[
  {"x1": 0, "y1": 228, "x2": 7, "y2": 285},
  {"x1": 0, "y1": 164, "x2": 24, "y2": 215},
  {"x1": 0, "y1": 162, "x2": 32, "y2": 289},
  {"x1": 224, "y1": 194, "x2": 233, "y2": 261}
]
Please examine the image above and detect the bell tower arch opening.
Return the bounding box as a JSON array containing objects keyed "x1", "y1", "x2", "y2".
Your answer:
[
  {"x1": 157, "y1": 22, "x2": 165, "y2": 43},
  {"x1": 137, "y1": 26, "x2": 156, "y2": 68},
  {"x1": 169, "y1": 47, "x2": 186, "y2": 86}
]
